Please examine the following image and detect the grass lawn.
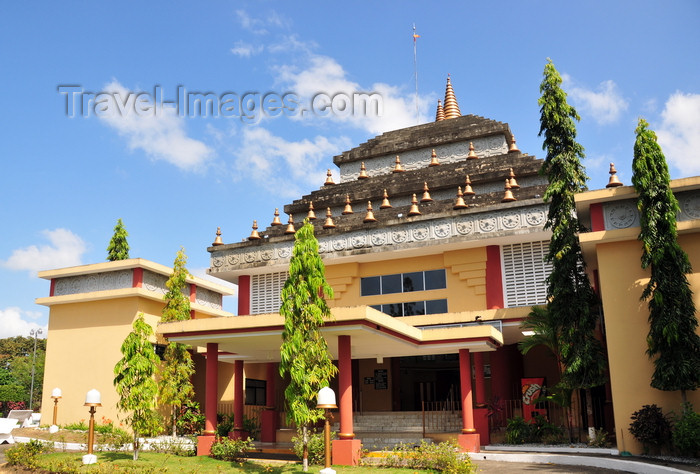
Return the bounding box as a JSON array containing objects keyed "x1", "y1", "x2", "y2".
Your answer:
[{"x1": 34, "y1": 451, "x2": 428, "y2": 473}]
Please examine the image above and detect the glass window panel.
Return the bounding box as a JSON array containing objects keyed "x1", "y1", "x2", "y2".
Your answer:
[
  {"x1": 425, "y1": 299, "x2": 448, "y2": 314},
  {"x1": 384, "y1": 303, "x2": 403, "y2": 317},
  {"x1": 370, "y1": 304, "x2": 382, "y2": 312},
  {"x1": 361, "y1": 276, "x2": 380, "y2": 296},
  {"x1": 402, "y1": 272, "x2": 424, "y2": 292},
  {"x1": 381, "y1": 274, "x2": 402, "y2": 294},
  {"x1": 403, "y1": 300, "x2": 425, "y2": 316},
  {"x1": 424, "y1": 269, "x2": 447, "y2": 290}
]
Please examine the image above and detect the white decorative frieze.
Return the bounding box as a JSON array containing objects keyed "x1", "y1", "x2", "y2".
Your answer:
[
  {"x1": 142, "y1": 270, "x2": 172, "y2": 295},
  {"x1": 53, "y1": 270, "x2": 133, "y2": 296},
  {"x1": 601, "y1": 190, "x2": 699, "y2": 231},
  {"x1": 210, "y1": 203, "x2": 549, "y2": 273},
  {"x1": 195, "y1": 287, "x2": 223, "y2": 310}
]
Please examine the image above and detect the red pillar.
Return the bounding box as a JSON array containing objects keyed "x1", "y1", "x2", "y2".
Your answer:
[
  {"x1": 231, "y1": 360, "x2": 246, "y2": 439},
  {"x1": 458, "y1": 348, "x2": 480, "y2": 452},
  {"x1": 197, "y1": 343, "x2": 218, "y2": 456},
  {"x1": 261, "y1": 362, "x2": 277, "y2": 442},
  {"x1": 486, "y1": 245, "x2": 504, "y2": 309},
  {"x1": 472, "y1": 352, "x2": 490, "y2": 445},
  {"x1": 332, "y1": 335, "x2": 361, "y2": 465},
  {"x1": 238, "y1": 275, "x2": 250, "y2": 315}
]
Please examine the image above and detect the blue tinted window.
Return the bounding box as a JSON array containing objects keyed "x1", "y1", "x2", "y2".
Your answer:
[
  {"x1": 384, "y1": 303, "x2": 403, "y2": 317},
  {"x1": 424, "y1": 270, "x2": 446, "y2": 290},
  {"x1": 403, "y1": 272, "x2": 424, "y2": 292},
  {"x1": 381, "y1": 274, "x2": 402, "y2": 294},
  {"x1": 361, "y1": 276, "x2": 380, "y2": 296},
  {"x1": 425, "y1": 299, "x2": 448, "y2": 314},
  {"x1": 403, "y1": 301, "x2": 425, "y2": 316}
]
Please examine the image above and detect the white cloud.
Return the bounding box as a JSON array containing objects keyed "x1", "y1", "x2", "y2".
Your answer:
[
  {"x1": 0, "y1": 307, "x2": 47, "y2": 339},
  {"x1": 276, "y1": 54, "x2": 431, "y2": 135},
  {"x1": 566, "y1": 78, "x2": 628, "y2": 125},
  {"x1": 232, "y1": 127, "x2": 351, "y2": 198},
  {"x1": 235, "y1": 9, "x2": 270, "y2": 35},
  {"x1": 656, "y1": 92, "x2": 700, "y2": 176},
  {"x1": 97, "y1": 80, "x2": 213, "y2": 171},
  {"x1": 231, "y1": 41, "x2": 264, "y2": 58},
  {"x1": 2, "y1": 229, "x2": 87, "y2": 275}
]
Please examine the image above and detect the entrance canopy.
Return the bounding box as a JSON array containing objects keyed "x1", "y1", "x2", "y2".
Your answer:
[{"x1": 158, "y1": 306, "x2": 504, "y2": 363}]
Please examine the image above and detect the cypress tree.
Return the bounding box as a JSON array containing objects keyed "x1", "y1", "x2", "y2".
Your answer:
[{"x1": 107, "y1": 218, "x2": 130, "y2": 261}]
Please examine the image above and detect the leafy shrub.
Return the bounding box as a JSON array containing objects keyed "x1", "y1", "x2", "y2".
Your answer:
[
  {"x1": 672, "y1": 403, "x2": 700, "y2": 457},
  {"x1": 505, "y1": 416, "x2": 531, "y2": 444},
  {"x1": 588, "y1": 428, "x2": 610, "y2": 448},
  {"x1": 292, "y1": 428, "x2": 335, "y2": 465},
  {"x1": 505, "y1": 415, "x2": 563, "y2": 444},
  {"x1": 371, "y1": 440, "x2": 475, "y2": 473},
  {"x1": 629, "y1": 404, "x2": 672, "y2": 453},
  {"x1": 5, "y1": 439, "x2": 52, "y2": 468},
  {"x1": 176, "y1": 401, "x2": 205, "y2": 435},
  {"x1": 216, "y1": 412, "x2": 259, "y2": 440},
  {"x1": 63, "y1": 420, "x2": 89, "y2": 431},
  {"x1": 209, "y1": 436, "x2": 253, "y2": 462},
  {"x1": 150, "y1": 436, "x2": 197, "y2": 456}
]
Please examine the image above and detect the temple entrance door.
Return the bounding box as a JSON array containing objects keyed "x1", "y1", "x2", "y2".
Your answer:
[{"x1": 398, "y1": 355, "x2": 460, "y2": 411}]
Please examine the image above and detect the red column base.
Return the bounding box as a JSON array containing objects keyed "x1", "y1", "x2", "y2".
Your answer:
[
  {"x1": 457, "y1": 433, "x2": 481, "y2": 453},
  {"x1": 229, "y1": 429, "x2": 250, "y2": 440},
  {"x1": 474, "y1": 407, "x2": 490, "y2": 445},
  {"x1": 332, "y1": 438, "x2": 362, "y2": 466},
  {"x1": 197, "y1": 435, "x2": 216, "y2": 456},
  {"x1": 261, "y1": 410, "x2": 277, "y2": 443}
]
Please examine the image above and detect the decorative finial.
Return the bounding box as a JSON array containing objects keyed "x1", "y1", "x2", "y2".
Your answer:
[
  {"x1": 393, "y1": 155, "x2": 405, "y2": 173},
  {"x1": 364, "y1": 201, "x2": 377, "y2": 223},
  {"x1": 464, "y1": 175, "x2": 475, "y2": 195},
  {"x1": 212, "y1": 227, "x2": 224, "y2": 246},
  {"x1": 467, "y1": 142, "x2": 478, "y2": 160},
  {"x1": 429, "y1": 149, "x2": 440, "y2": 167},
  {"x1": 324, "y1": 169, "x2": 335, "y2": 186},
  {"x1": 508, "y1": 168, "x2": 520, "y2": 189},
  {"x1": 271, "y1": 208, "x2": 282, "y2": 226},
  {"x1": 435, "y1": 99, "x2": 445, "y2": 122},
  {"x1": 501, "y1": 180, "x2": 516, "y2": 203},
  {"x1": 408, "y1": 194, "x2": 421, "y2": 216},
  {"x1": 358, "y1": 162, "x2": 369, "y2": 179},
  {"x1": 342, "y1": 194, "x2": 354, "y2": 215},
  {"x1": 380, "y1": 189, "x2": 392, "y2": 209},
  {"x1": 285, "y1": 214, "x2": 296, "y2": 234},
  {"x1": 606, "y1": 162, "x2": 623, "y2": 187},
  {"x1": 323, "y1": 208, "x2": 336, "y2": 228},
  {"x1": 248, "y1": 220, "x2": 261, "y2": 240},
  {"x1": 442, "y1": 75, "x2": 461, "y2": 119},
  {"x1": 508, "y1": 135, "x2": 521, "y2": 154},
  {"x1": 421, "y1": 182, "x2": 433, "y2": 202},
  {"x1": 307, "y1": 201, "x2": 317, "y2": 220},
  {"x1": 453, "y1": 187, "x2": 468, "y2": 209}
]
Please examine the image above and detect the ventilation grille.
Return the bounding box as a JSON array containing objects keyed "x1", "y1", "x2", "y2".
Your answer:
[
  {"x1": 250, "y1": 271, "x2": 288, "y2": 315},
  {"x1": 502, "y1": 241, "x2": 552, "y2": 308}
]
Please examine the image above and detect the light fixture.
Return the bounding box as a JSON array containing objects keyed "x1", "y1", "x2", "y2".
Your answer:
[
  {"x1": 50, "y1": 388, "x2": 62, "y2": 432},
  {"x1": 83, "y1": 389, "x2": 102, "y2": 465},
  {"x1": 522, "y1": 330, "x2": 536, "y2": 336},
  {"x1": 316, "y1": 387, "x2": 337, "y2": 473}
]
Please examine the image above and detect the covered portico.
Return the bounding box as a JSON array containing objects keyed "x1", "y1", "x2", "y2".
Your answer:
[{"x1": 158, "y1": 305, "x2": 504, "y2": 464}]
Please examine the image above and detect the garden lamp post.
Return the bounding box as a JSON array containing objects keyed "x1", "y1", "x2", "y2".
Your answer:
[
  {"x1": 83, "y1": 389, "x2": 102, "y2": 465},
  {"x1": 29, "y1": 328, "x2": 42, "y2": 409},
  {"x1": 50, "y1": 388, "x2": 62, "y2": 432},
  {"x1": 317, "y1": 387, "x2": 337, "y2": 474}
]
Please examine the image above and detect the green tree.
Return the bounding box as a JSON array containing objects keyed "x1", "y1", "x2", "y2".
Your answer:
[
  {"x1": 279, "y1": 221, "x2": 338, "y2": 472},
  {"x1": 631, "y1": 118, "x2": 700, "y2": 404},
  {"x1": 113, "y1": 314, "x2": 161, "y2": 460},
  {"x1": 538, "y1": 58, "x2": 606, "y2": 433},
  {"x1": 107, "y1": 218, "x2": 130, "y2": 261},
  {"x1": 159, "y1": 248, "x2": 195, "y2": 436},
  {"x1": 0, "y1": 336, "x2": 46, "y2": 408}
]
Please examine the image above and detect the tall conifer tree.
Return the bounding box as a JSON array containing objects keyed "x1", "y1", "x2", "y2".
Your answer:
[
  {"x1": 631, "y1": 118, "x2": 700, "y2": 403},
  {"x1": 279, "y1": 221, "x2": 338, "y2": 472},
  {"x1": 107, "y1": 218, "x2": 130, "y2": 261},
  {"x1": 538, "y1": 59, "x2": 606, "y2": 432}
]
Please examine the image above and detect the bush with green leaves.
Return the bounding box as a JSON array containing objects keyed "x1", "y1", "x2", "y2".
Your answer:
[
  {"x1": 672, "y1": 403, "x2": 700, "y2": 457},
  {"x1": 5, "y1": 439, "x2": 53, "y2": 469},
  {"x1": 149, "y1": 436, "x2": 197, "y2": 456},
  {"x1": 371, "y1": 440, "x2": 475, "y2": 473},
  {"x1": 629, "y1": 404, "x2": 672, "y2": 453},
  {"x1": 505, "y1": 415, "x2": 563, "y2": 444},
  {"x1": 209, "y1": 436, "x2": 254, "y2": 462},
  {"x1": 505, "y1": 416, "x2": 531, "y2": 444},
  {"x1": 176, "y1": 401, "x2": 205, "y2": 435},
  {"x1": 292, "y1": 428, "x2": 335, "y2": 465}
]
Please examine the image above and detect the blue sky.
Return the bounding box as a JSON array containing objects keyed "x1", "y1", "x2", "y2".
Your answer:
[{"x1": 1, "y1": 1, "x2": 699, "y2": 338}]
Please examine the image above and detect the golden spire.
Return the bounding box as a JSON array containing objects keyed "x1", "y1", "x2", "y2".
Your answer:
[
  {"x1": 501, "y1": 180, "x2": 516, "y2": 203},
  {"x1": 408, "y1": 194, "x2": 421, "y2": 216},
  {"x1": 464, "y1": 175, "x2": 475, "y2": 195},
  {"x1": 358, "y1": 162, "x2": 369, "y2": 179},
  {"x1": 453, "y1": 187, "x2": 468, "y2": 209},
  {"x1": 508, "y1": 135, "x2": 521, "y2": 154},
  {"x1": 212, "y1": 227, "x2": 224, "y2": 246},
  {"x1": 393, "y1": 155, "x2": 405, "y2": 173},
  {"x1": 467, "y1": 142, "x2": 478, "y2": 159},
  {"x1": 429, "y1": 149, "x2": 440, "y2": 167},
  {"x1": 323, "y1": 208, "x2": 336, "y2": 228},
  {"x1": 307, "y1": 201, "x2": 317, "y2": 220},
  {"x1": 324, "y1": 169, "x2": 335, "y2": 186},
  {"x1": 508, "y1": 168, "x2": 520, "y2": 189},
  {"x1": 421, "y1": 182, "x2": 433, "y2": 202},
  {"x1": 342, "y1": 194, "x2": 354, "y2": 215},
  {"x1": 285, "y1": 214, "x2": 296, "y2": 234},
  {"x1": 442, "y1": 75, "x2": 461, "y2": 119},
  {"x1": 248, "y1": 220, "x2": 261, "y2": 240},
  {"x1": 364, "y1": 201, "x2": 377, "y2": 223},
  {"x1": 380, "y1": 189, "x2": 392, "y2": 209},
  {"x1": 606, "y1": 162, "x2": 623, "y2": 187},
  {"x1": 435, "y1": 99, "x2": 445, "y2": 122},
  {"x1": 271, "y1": 208, "x2": 282, "y2": 226}
]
